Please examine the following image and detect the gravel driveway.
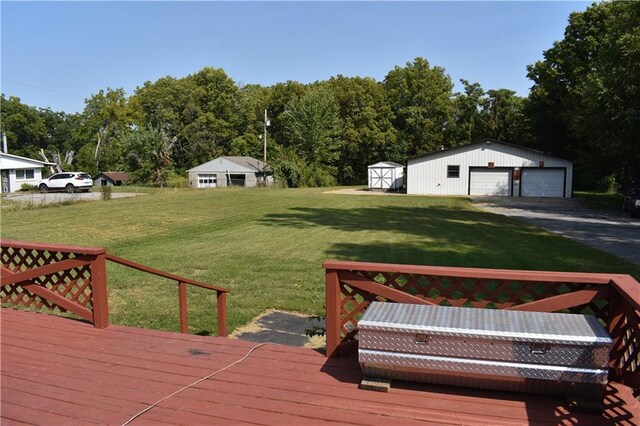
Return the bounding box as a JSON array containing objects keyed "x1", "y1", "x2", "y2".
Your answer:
[
  {"x1": 473, "y1": 197, "x2": 640, "y2": 266},
  {"x1": 2, "y1": 191, "x2": 143, "y2": 206}
]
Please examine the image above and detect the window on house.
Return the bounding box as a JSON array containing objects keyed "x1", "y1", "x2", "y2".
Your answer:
[
  {"x1": 447, "y1": 165, "x2": 460, "y2": 178},
  {"x1": 16, "y1": 169, "x2": 35, "y2": 180}
]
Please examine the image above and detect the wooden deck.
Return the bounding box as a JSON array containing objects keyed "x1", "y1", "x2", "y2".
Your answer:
[{"x1": 2, "y1": 309, "x2": 639, "y2": 426}]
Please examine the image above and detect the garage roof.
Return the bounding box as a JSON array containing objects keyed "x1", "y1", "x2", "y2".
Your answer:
[
  {"x1": 410, "y1": 140, "x2": 571, "y2": 163},
  {"x1": 188, "y1": 156, "x2": 271, "y2": 173}
]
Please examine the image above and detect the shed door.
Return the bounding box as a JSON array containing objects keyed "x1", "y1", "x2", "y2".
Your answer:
[
  {"x1": 469, "y1": 169, "x2": 511, "y2": 196},
  {"x1": 369, "y1": 168, "x2": 394, "y2": 189},
  {"x1": 521, "y1": 169, "x2": 565, "y2": 197}
]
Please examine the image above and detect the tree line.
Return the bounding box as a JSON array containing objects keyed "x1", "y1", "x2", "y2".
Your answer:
[{"x1": 1, "y1": 1, "x2": 637, "y2": 190}]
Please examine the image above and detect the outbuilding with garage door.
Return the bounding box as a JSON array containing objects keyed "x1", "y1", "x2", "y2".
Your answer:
[{"x1": 406, "y1": 140, "x2": 573, "y2": 198}]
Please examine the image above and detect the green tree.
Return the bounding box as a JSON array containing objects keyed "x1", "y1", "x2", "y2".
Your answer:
[
  {"x1": 485, "y1": 89, "x2": 527, "y2": 143},
  {"x1": 384, "y1": 57, "x2": 455, "y2": 156},
  {"x1": 327, "y1": 75, "x2": 398, "y2": 185},
  {"x1": 131, "y1": 67, "x2": 242, "y2": 170},
  {"x1": 451, "y1": 80, "x2": 489, "y2": 144},
  {"x1": 0, "y1": 95, "x2": 83, "y2": 170},
  {"x1": 231, "y1": 84, "x2": 269, "y2": 159},
  {"x1": 526, "y1": 0, "x2": 640, "y2": 188},
  {"x1": 181, "y1": 67, "x2": 241, "y2": 167},
  {"x1": 122, "y1": 127, "x2": 175, "y2": 185},
  {"x1": 77, "y1": 88, "x2": 132, "y2": 174},
  {"x1": 0, "y1": 95, "x2": 49, "y2": 158},
  {"x1": 265, "y1": 81, "x2": 307, "y2": 149},
  {"x1": 281, "y1": 86, "x2": 341, "y2": 186}
]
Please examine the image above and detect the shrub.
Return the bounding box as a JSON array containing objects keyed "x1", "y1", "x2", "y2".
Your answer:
[
  {"x1": 101, "y1": 185, "x2": 112, "y2": 201},
  {"x1": 19, "y1": 183, "x2": 37, "y2": 192}
]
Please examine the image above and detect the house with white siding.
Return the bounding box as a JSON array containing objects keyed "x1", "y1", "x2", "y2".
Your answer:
[
  {"x1": 0, "y1": 152, "x2": 55, "y2": 193},
  {"x1": 407, "y1": 140, "x2": 573, "y2": 198}
]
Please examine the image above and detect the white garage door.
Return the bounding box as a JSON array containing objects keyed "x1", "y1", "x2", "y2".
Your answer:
[
  {"x1": 469, "y1": 169, "x2": 512, "y2": 196},
  {"x1": 197, "y1": 174, "x2": 217, "y2": 188},
  {"x1": 521, "y1": 169, "x2": 565, "y2": 197}
]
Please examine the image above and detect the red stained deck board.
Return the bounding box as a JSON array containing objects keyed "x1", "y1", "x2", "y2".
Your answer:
[
  {"x1": 1, "y1": 313, "x2": 340, "y2": 371},
  {"x1": 0, "y1": 401, "x2": 101, "y2": 426},
  {"x1": 2, "y1": 309, "x2": 639, "y2": 426}
]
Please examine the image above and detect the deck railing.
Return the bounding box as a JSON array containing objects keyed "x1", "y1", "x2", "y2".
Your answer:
[
  {"x1": 1, "y1": 240, "x2": 229, "y2": 336},
  {"x1": 106, "y1": 253, "x2": 228, "y2": 336},
  {"x1": 323, "y1": 260, "x2": 640, "y2": 395}
]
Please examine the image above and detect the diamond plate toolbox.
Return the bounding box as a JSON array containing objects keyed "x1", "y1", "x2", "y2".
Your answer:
[{"x1": 358, "y1": 302, "x2": 613, "y2": 397}]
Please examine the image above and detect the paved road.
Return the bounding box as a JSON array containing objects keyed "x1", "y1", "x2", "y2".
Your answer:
[
  {"x1": 2, "y1": 191, "x2": 143, "y2": 205},
  {"x1": 473, "y1": 197, "x2": 640, "y2": 266}
]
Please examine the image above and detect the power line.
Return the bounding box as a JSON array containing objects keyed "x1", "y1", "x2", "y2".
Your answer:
[{"x1": 1, "y1": 78, "x2": 85, "y2": 99}]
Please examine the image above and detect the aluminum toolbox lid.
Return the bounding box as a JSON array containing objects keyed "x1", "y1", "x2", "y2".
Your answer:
[{"x1": 358, "y1": 302, "x2": 612, "y2": 346}]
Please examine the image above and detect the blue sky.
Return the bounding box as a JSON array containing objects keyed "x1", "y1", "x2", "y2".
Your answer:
[{"x1": 1, "y1": 1, "x2": 590, "y2": 114}]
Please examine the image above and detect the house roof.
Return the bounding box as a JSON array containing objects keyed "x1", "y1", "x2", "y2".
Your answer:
[
  {"x1": 368, "y1": 161, "x2": 404, "y2": 168},
  {"x1": 409, "y1": 140, "x2": 571, "y2": 163},
  {"x1": 0, "y1": 152, "x2": 56, "y2": 169},
  {"x1": 188, "y1": 156, "x2": 271, "y2": 173},
  {"x1": 96, "y1": 172, "x2": 130, "y2": 182}
]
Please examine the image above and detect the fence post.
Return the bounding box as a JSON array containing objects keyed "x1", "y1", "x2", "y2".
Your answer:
[
  {"x1": 217, "y1": 291, "x2": 228, "y2": 337},
  {"x1": 178, "y1": 282, "x2": 188, "y2": 334},
  {"x1": 607, "y1": 288, "x2": 626, "y2": 382},
  {"x1": 91, "y1": 251, "x2": 109, "y2": 329},
  {"x1": 325, "y1": 269, "x2": 341, "y2": 358}
]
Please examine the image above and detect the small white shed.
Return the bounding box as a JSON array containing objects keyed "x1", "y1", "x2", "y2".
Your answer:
[
  {"x1": 368, "y1": 161, "x2": 404, "y2": 191},
  {"x1": 407, "y1": 140, "x2": 573, "y2": 198}
]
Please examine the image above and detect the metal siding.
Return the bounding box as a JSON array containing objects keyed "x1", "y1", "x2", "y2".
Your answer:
[
  {"x1": 469, "y1": 169, "x2": 512, "y2": 196},
  {"x1": 245, "y1": 173, "x2": 257, "y2": 187},
  {"x1": 408, "y1": 143, "x2": 572, "y2": 197},
  {"x1": 188, "y1": 171, "x2": 198, "y2": 188},
  {"x1": 521, "y1": 169, "x2": 566, "y2": 197}
]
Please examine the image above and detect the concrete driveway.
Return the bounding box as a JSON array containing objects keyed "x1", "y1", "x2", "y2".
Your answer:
[
  {"x1": 473, "y1": 197, "x2": 640, "y2": 266},
  {"x1": 2, "y1": 191, "x2": 142, "y2": 206}
]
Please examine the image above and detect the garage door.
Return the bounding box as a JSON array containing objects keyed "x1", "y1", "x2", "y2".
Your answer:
[
  {"x1": 469, "y1": 169, "x2": 512, "y2": 196},
  {"x1": 521, "y1": 169, "x2": 565, "y2": 197}
]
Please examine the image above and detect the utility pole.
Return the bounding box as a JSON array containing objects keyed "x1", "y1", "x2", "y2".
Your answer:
[
  {"x1": 263, "y1": 109, "x2": 269, "y2": 164},
  {"x1": 262, "y1": 109, "x2": 270, "y2": 187}
]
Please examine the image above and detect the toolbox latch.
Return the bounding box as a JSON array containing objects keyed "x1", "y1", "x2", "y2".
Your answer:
[
  {"x1": 530, "y1": 342, "x2": 550, "y2": 354},
  {"x1": 415, "y1": 334, "x2": 430, "y2": 344}
]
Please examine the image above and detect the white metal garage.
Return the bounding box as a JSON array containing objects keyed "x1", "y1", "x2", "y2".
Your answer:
[
  {"x1": 368, "y1": 161, "x2": 404, "y2": 191},
  {"x1": 406, "y1": 140, "x2": 573, "y2": 198},
  {"x1": 521, "y1": 169, "x2": 566, "y2": 197},
  {"x1": 469, "y1": 169, "x2": 512, "y2": 196}
]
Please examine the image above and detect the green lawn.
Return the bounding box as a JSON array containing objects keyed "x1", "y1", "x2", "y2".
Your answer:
[
  {"x1": 2, "y1": 187, "x2": 638, "y2": 335},
  {"x1": 574, "y1": 191, "x2": 624, "y2": 211}
]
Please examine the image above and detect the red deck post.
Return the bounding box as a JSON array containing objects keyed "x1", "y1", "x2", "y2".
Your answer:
[
  {"x1": 217, "y1": 291, "x2": 228, "y2": 337},
  {"x1": 178, "y1": 282, "x2": 188, "y2": 333},
  {"x1": 325, "y1": 269, "x2": 341, "y2": 358},
  {"x1": 90, "y1": 251, "x2": 109, "y2": 329}
]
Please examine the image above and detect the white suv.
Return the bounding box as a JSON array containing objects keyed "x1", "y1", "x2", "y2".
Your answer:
[{"x1": 38, "y1": 172, "x2": 93, "y2": 193}]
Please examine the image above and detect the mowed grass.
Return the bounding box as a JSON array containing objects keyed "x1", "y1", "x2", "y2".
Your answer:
[
  {"x1": 574, "y1": 191, "x2": 625, "y2": 211},
  {"x1": 2, "y1": 187, "x2": 639, "y2": 335}
]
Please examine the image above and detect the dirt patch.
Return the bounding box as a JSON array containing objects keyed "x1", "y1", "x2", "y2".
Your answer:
[
  {"x1": 230, "y1": 309, "x2": 326, "y2": 349},
  {"x1": 324, "y1": 188, "x2": 405, "y2": 196}
]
